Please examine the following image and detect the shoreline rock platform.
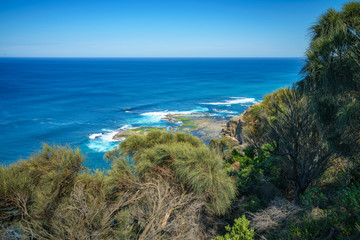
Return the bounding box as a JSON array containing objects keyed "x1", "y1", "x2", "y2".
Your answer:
[
  {"x1": 113, "y1": 103, "x2": 259, "y2": 144},
  {"x1": 113, "y1": 113, "x2": 227, "y2": 142}
]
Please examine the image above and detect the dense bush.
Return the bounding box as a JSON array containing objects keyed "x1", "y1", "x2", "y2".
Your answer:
[
  {"x1": 232, "y1": 3, "x2": 360, "y2": 239},
  {"x1": 0, "y1": 146, "x2": 140, "y2": 239},
  {"x1": 337, "y1": 183, "x2": 360, "y2": 234},
  {"x1": 0, "y1": 132, "x2": 237, "y2": 239},
  {"x1": 284, "y1": 183, "x2": 360, "y2": 239},
  {"x1": 300, "y1": 187, "x2": 327, "y2": 209},
  {"x1": 106, "y1": 130, "x2": 237, "y2": 215},
  {"x1": 214, "y1": 215, "x2": 254, "y2": 240}
]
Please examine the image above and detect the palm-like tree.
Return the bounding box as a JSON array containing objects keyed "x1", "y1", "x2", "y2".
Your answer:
[
  {"x1": 298, "y1": 1, "x2": 360, "y2": 181},
  {"x1": 300, "y1": 3, "x2": 360, "y2": 94}
]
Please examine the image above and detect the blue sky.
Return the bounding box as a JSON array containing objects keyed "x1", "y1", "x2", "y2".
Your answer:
[{"x1": 0, "y1": 0, "x2": 347, "y2": 57}]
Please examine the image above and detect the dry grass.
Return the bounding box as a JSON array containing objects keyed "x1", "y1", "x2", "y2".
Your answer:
[{"x1": 248, "y1": 198, "x2": 301, "y2": 235}]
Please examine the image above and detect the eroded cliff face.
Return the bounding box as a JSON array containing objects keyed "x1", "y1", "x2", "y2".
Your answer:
[
  {"x1": 221, "y1": 115, "x2": 245, "y2": 144},
  {"x1": 221, "y1": 102, "x2": 260, "y2": 146}
]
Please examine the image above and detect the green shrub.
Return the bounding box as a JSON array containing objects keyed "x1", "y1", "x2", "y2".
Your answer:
[
  {"x1": 2, "y1": 136, "x2": 236, "y2": 239},
  {"x1": 300, "y1": 187, "x2": 327, "y2": 209},
  {"x1": 337, "y1": 183, "x2": 360, "y2": 233},
  {"x1": 225, "y1": 144, "x2": 281, "y2": 196},
  {"x1": 0, "y1": 144, "x2": 84, "y2": 223},
  {"x1": 116, "y1": 130, "x2": 202, "y2": 157},
  {"x1": 214, "y1": 215, "x2": 254, "y2": 240},
  {"x1": 243, "y1": 194, "x2": 264, "y2": 212},
  {"x1": 288, "y1": 209, "x2": 332, "y2": 240},
  {"x1": 286, "y1": 183, "x2": 360, "y2": 239},
  {"x1": 106, "y1": 130, "x2": 237, "y2": 215}
]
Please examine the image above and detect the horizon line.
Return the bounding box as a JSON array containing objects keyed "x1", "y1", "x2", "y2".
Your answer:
[{"x1": 0, "y1": 56, "x2": 304, "y2": 59}]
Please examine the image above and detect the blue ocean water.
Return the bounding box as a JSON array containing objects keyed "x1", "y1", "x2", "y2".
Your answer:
[{"x1": 0, "y1": 58, "x2": 303, "y2": 169}]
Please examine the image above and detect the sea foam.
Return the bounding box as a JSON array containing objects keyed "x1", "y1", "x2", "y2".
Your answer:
[
  {"x1": 89, "y1": 133, "x2": 102, "y2": 140},
  {"x1": 87, "y1": 126, "x2": 131, "y2": 152}
]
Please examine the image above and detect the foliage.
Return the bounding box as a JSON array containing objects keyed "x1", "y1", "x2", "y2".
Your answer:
[
  {"x1": 0, "y1": 145, "x2": 127, "y2": 240},
  {"x1": 242, "y1": 195, "x2": 264, "y2": 212},
  {"x1": 285, "y1": 184, "x2": 360, "y2": 239},
  {"x1": 337, "y1": 183, "x2": 360, "y2": 231},
  {"x1": 2, "y1": 2, "x2": 360, "y2": 239},
  {"x1": 225, "y1": 145, "x2": 275, "y2": 193},
  {"x1": 298, "y1": 1, "x2": 360, "y2": 181},
  {"x1": 300, "y1": 187, "x2": 327, "y2": 209},
  {"x1": 242, "y1": 88, "x2": 292, "y2": 148},
  {"x1": 287, "y1": 208, "x2": 332, "y2": 240},
  {"x1": 106, "y1": 130, "x2": 237, "y2": 215},
  {"x1": 209, "y1": 138, "x2": 234, "y2": 154},
  {"x1": 249, "y1": 3, "x2": 360, "y2": 237},
  {"x1": 0, "y1": 133, "x2": 237, "y2": 239},
  {"x1": 214, "y1": 215, "x2": 254, "y2": 240},
  {"x1": 0, "y1": 144, "x2": 85, "y2": 222},
  {"x1": 299, "y1": 1, "x2": 360, "y2": 95},
  {"x1": 244, "y1": 88, "x2": 335, "y2": 203}
]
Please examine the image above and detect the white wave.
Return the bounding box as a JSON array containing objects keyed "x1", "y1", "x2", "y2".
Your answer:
[
  {"x1": 141, "y1": 107, "x2": 209, "y2": 117},
  {"x1": 89, "y1": 133, "x2": 102, "y2": 139},
  {"x1": 87, "y1": 141, "x2": 118, "y2": 152},
  {"x1": 101, "y1": 130, "x2": 120, "y2": 142},
  {"x1": 87, "y1": 126, "x2": 131, "y2": 152},
  {"x1": 201, "y1": 97, "x2": 256, "y2": 106},
  {"x1": 89, "y1": 131, "x2": 118, "y2": 142},
  {"x1": 119, "y1": 125, "x2": 131, "y2": 130},
  {"x1": 44, "y1": 121, "x2": 80, "y2": 126}
]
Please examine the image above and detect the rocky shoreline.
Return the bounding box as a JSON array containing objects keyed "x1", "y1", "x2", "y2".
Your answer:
[
  {"x1": 113, "y1": 112, "x2": 227, "y2": 142},
  {"x1": 112, "y1": 104, "x2": 257, "y2": 144},
  {"x1": 221, "y1": 102, "x2": 261, "y2": 146}
]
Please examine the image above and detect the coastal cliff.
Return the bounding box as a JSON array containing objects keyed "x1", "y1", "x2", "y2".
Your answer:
[
  {"x1": 221, "y1": 102, "x2": 259, "y2": 146},
  {"x1": 221, "y1": 114, "x2": 244, "y2": 144}
]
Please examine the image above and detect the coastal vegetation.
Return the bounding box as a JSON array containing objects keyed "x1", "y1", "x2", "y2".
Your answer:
[
  {"x1": 1, "y1": 1, "x2": 360, "y2": 239},
  {"x1": 1, "y1": 133, "x2": 236, "y2": 239}
]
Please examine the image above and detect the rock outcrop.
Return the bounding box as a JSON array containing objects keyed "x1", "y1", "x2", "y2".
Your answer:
[
  {"x1": 113, "y1": 127, "x2": 165, "y2": 140},
  {"x1": 221, "y1": 114, "x2": 245, "y2": 145},
  {"x1": 221, "y1": 102, "x2": 260, "y2": 145}
]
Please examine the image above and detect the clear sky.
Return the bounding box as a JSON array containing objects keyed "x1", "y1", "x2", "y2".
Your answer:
[{"x1": 0, "y1": 0, "x2": 347, "y2": 57}]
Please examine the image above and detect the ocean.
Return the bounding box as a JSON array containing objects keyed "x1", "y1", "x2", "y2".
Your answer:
[{"x1": 0, "y1": 58, "x2": 303, "y2": 169}]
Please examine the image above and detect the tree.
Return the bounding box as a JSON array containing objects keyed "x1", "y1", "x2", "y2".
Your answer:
[
  {"x1": 260, "y1": 88, "x2": 334, "y2": 204},
  {"x1": 298, "y1": 1, "x2": 360, "y2": 183}
]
